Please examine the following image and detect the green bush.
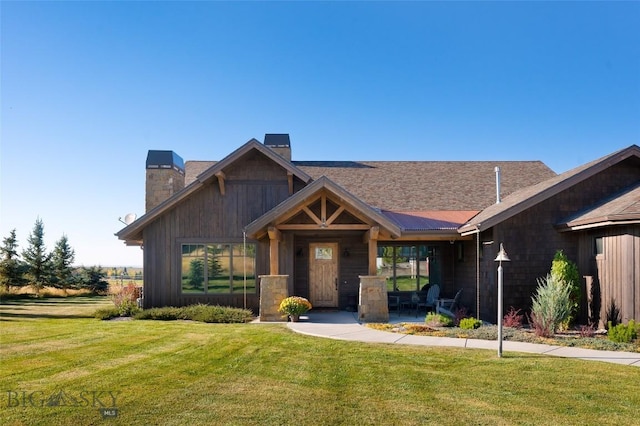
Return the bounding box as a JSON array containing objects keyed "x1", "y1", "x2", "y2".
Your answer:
[
  {"x1": 425, "y1": 313, "x2": 453, "y2": 327},
  {"x1": 133, "y1": 304, "x2": 254, "y2": 323},
  {"x1": 134, "y1": 307, "x2": 182, "y2": 321},
  {"x1": 529, "y1": 274, "x2": 572, "y2": 337},
  {"x1": 607, "y1": 320, "x2": 638, "y2": 343},
  {"x1": 459, "y1": 318, "x2": 482, "y2": 330},
  {"x1": 551, "y1": 250, "x2": 580, "y2": 328},
  {"x1": 94, "y1": 307, "x2": 121, "y2": 320}
]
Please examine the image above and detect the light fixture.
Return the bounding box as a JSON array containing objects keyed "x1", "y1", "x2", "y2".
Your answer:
[{"x1": 494, "y1": 243, "x2": 510, "y2": 358}]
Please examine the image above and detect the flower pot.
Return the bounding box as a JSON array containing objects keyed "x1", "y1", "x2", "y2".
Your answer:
[{"x1": 289, "y1": 314, "x2": 300, "y2": 322}]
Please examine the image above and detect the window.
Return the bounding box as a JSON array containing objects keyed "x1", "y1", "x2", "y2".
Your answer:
[
  {"x1": 594, "y1": 237, "x2": 604, "y2": 256},
  {"x1": 181, "y1": 243, "x2": 256, "y2": 294},
  {"x1": 377, "y1": 244, "x2": 439, "y2": 292}
]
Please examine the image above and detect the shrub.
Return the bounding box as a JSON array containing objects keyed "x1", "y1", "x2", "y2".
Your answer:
[
  {"x1": 425, "y1": 312, "x2": 453, "y2": 327},
  {"x1": 134, "y1": 307, "x2": 181, "y2": 321},
  {"x1": 503, "y1": 306, "x2": 524, "y2": 328},
  {"x1": 111, "y1": 282, "x2": 141, "y2": 317},
  {"x1": 94, "y1": 307, "x2": 121, "y2": 320},
  {"x1": 579, "y1": 324, "x2": 596, "y2": 338},
  {"x1": 133, "y1": 304, "x2": 253, "y2": 323},
  {"x1": 459, "y1": 318, "x2": 482, "y2": 330},
  {"x1": 529, "y1": 274, "x2": 572, "y2": 337},
  {"x1": 551, "y1": 250, "x2": 580, "y2": 328},
  {"x1": 607, "y1": 320, "x2": 638, "y2": 343},
  {"x1": 605, "y1": 299, "x2": 622, "y2": 328}
]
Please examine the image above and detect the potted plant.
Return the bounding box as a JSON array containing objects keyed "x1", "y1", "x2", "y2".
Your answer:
[{"x1": 278, "y1": 296, "x2": 312, "y2": 322}]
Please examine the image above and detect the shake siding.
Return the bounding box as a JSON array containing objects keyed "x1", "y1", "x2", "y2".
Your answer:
[{"x1": 480, "y1": 160, "x2": 640, "y2": 321}]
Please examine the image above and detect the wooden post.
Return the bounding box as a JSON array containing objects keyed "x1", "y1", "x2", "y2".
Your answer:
[
  {"x1": 268, "y1": 227, "x2": 281, "y2": 275},
  {"x1": 364, "y1": 226, "x2": 379, "y2": 275}
]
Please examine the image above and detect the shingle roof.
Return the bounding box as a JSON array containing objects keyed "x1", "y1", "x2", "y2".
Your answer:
[
  {"x1": 185, "y1": 160, "x2": 554, "y2": 212},
  {"x1": 558, "y1": 183, "x2": 640, "y2": 230},
  {"x1": 459, "y1": 145, "x2": 640, "y2": 234}
]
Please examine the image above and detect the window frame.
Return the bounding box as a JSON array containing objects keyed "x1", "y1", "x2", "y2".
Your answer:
[{"x1": 179, "y1": 240, "x2": 257, "y2": 295}]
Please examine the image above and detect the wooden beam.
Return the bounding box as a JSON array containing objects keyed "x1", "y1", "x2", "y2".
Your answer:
[
  {"x1": 363, "y1": 226, "x2": 379, "y2": 244},
  {"x1": 277, "y1": 224, "x2": 370, "y2": 231},
  {"x1": 302, "y1": 206, "x2": 322, "y2": 225},
  {"x1": 368, "y1": 233, "x2": 378, "y2": 276},
  {"x1": 214, "y1": 171, "x2": 226, "y2": 196},
  {"x1": 268, "y1": 227, "x2": 281, "y2": 275},
  {"x1": 325, "y1": 206, "x2": 345, "y2": 226},
  {"x1": 287, "y1": 172, "x2": 294, "y2": 195}
]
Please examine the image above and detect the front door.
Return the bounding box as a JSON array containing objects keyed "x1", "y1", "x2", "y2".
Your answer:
[{"x1": 309, "y1": 242, "x2": 339, "y2": 308}]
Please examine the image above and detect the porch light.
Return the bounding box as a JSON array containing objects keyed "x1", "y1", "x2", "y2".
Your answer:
[{"x1": 494, "y1": 243, "x2": 510, "y2": 358}]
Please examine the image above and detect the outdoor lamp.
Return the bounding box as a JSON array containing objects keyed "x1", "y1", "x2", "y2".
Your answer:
[{"x1": 494, "y1": 243, "x2": 510, "y2": 358}]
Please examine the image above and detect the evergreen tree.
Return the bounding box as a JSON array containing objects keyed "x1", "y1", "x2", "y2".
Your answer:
[
  {"x1": 22, "y1": 218, "x2": 53, "y2": 295},
  {"x1": 551, "y1": 250, "x2": 581, "y2": 327},
  {"x1": 0, "y1": 229, "x2": 27, "y2": 290},
  {"x1": 78, "y1": 265, "x2": 109, "y2": 293},
  {"x1": 51, "y1": 234, "x2": 76, "y2": 293}
]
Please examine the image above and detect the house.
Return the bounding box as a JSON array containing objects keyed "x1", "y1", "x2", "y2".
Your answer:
[{"x1": 117, "y1": 135, "x2": 640, "y2": 326}]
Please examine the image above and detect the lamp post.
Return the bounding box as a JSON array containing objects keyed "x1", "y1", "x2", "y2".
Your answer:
[{"x1": 494, "y1": 243, "x2": 510, "y2": 358}]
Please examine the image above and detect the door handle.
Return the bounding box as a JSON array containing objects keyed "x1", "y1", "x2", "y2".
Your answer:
[{"x1": 335, "y1": 278, "x2": 338, "y2": 290}]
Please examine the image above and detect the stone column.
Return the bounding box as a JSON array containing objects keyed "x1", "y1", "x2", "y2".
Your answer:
[
  {"x1": 259, "y1": 275, "x2": 289, "y2": 322},
  {"x1": 358, "y1": 275, "x2": 389, "y2": 322}
]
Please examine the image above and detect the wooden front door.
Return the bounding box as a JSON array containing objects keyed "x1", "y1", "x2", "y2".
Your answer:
[{"x1": 309, "y1": 242, "x2": 339, "y2": 308}]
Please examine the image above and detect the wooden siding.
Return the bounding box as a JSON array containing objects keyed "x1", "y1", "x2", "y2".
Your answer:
[
  {"x1": 142, "y1": 151, "x2": 298, "y2": 311},
  {"x1": 578, "y1": 226, "x2": 639, "y2": 327},
  {"x1": 477, "y1": 160, "x2": 640, "y2": 322}
]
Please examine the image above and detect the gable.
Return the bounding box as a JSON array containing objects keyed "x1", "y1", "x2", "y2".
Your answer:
[
  {"x1": 459, "y1": 145, "x2": 640, "y2": 235},
  {"x1": 245, "y1": 176, "x2": 402, "y2": 240},
  {"x1": 117, "y1": 139, "x2": 312, "y2": 244},
  {"x1": 557, "y1": 182, "x2": 640, "y2": 231}
]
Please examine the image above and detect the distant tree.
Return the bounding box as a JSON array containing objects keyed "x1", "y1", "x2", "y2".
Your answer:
[
  {"x1": 77, "y1": 266, "x2": 109, "y2": 294},
  {"x1": 22, "y1": 219, "x2": 53, "y2": 295},
  {"x1": 0, "y1": 229, "x2": 27, "y2": 290},
  {"x1": 188, "y1": 259, "x2": 205, "y2": 290},
  {"x1": 51, "y1": 234, "x2": 76, "y2": 293},
  {"x1": 207, "y1": 247, "x2": 222, "y2": 278}
]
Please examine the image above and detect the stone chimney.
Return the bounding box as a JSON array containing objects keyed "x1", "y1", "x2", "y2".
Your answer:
[
  {"x1": 264, "y1": 134, "x2": 291, "y2": 161},
  {"x1": 145, "y1": 150, "x2": 185, "y2": 212}
]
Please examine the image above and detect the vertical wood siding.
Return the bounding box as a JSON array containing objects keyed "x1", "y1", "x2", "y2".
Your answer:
[{"x1": 142, "y1": 152, "x2": 298, "y2": 311}]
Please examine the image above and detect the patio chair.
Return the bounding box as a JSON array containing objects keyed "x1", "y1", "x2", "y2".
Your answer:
[
  {"x1": 436, "y1": 289, "x2": 463, "y2": 318},
  {"x1": 416, "y1": 284, "x2": 440, "y2": 317}
]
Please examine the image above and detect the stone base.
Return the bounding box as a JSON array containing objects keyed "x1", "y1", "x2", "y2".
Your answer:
[
  {"x1": 259, "y1": 275, "x2": 288, "y2": 322},
  {"x1": 358, "y1": 276, "x2": 389, "y2": 323}
]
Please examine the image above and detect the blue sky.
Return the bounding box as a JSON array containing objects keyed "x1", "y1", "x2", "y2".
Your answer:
[{"x1": 1, "y1": 1, "x2": 639, "y2": 267}]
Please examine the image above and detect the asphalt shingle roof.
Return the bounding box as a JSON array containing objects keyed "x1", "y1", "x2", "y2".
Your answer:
[{"x1": 185, "y1": 159, "x2": 555, "y2": 212}]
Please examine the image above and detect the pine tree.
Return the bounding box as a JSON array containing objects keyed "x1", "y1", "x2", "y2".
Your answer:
[
  {"x1": 0, "y1": 229, "x2": 27, "y2": 290},
  {"x1": 78, "y1": 266, "x2": 109, "y2": 293},
  {"x1": 22, "y1": 218, "x2": 53, "y2": 295},
  {"x1": 51, "y1": 234, "x2": 76, "y2": 293}
]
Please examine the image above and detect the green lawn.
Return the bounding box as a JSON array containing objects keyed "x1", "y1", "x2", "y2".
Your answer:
[{"x1": 1, "y1": 298, "x2": 639, "y2": 425}]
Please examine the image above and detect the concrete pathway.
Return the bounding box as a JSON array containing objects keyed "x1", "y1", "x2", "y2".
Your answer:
[{"x1": 280, "y1": 310, "x2": 640, "y2": 367}]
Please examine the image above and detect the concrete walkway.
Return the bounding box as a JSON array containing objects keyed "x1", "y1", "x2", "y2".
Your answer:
[{"x1": 282, "y1": 310, "x2": 640, "y2": 367}]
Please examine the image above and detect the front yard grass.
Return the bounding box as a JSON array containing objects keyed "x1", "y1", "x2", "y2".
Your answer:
[{"x1": 1, "y1": 297, "x2": 640, "y2": 425}]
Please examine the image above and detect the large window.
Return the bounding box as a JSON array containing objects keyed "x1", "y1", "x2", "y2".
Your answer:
[
  {"x1": 377, "y1": 244, "x2": 440, "y2": 292},
  {"x1": 181, "y1": 243, "x2": 256, "y2": 294}
]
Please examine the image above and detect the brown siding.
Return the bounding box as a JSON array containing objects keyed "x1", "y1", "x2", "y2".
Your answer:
[
  {"x1": 479, "y1": 160, "x2": 640, "y2": 322},
  {"x1": 579, "y1": 226, "x2": 639, "y2": 327},
  {"x1": 142, "y1": 152, "x2": 295, "y2": 311}
]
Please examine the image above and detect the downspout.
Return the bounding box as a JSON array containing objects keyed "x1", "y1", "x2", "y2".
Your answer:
[
  {"x1": 243, "y1": 228, "x2": 247, "y2": 310},
  {"x1": 476, "y1": 228, "x2": 480, "y2": 320}
]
